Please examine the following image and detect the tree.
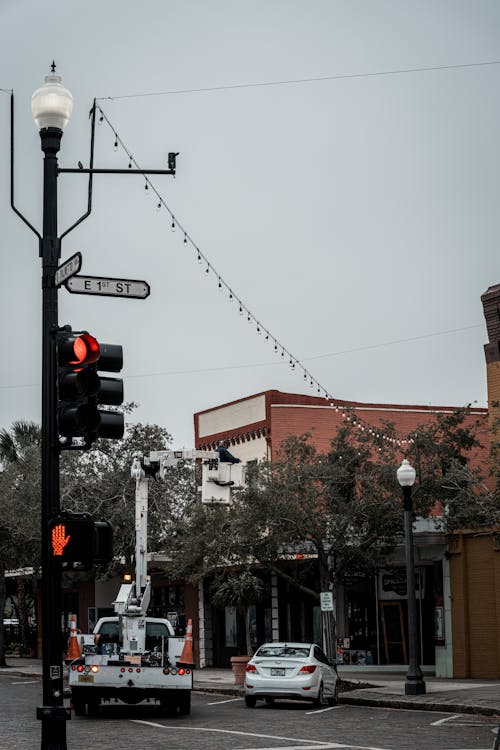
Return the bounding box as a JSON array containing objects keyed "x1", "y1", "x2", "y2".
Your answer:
[
  {"x1": 405, "y1": 406, "x2": 498, "y2": 529},
  {"x1": 0, "y1": 420, "x2": 42, "y2": 663},
  {"x1": 167, "y1": 407, "x2": 496, "y2": 654},
  {"x1": 0, "y1": 412, "x2": 197, "y2": 661},
  {"x1": 211, "y1": 571, "x2": 264, "y2": 656}
]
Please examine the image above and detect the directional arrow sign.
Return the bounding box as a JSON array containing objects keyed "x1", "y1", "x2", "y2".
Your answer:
[
  {"x1": 55, "y1": 252, "x2": 82, "y2": 288},
  {"x1": 65, "y1": 275, "x2": 150, "y2": 299}
]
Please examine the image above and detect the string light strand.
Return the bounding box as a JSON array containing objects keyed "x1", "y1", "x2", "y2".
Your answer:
[{"x1": 96, "y1": 105, "x2": 417, "y2": 446}]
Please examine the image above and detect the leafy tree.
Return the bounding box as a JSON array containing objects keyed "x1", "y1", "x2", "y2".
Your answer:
[
  {"x1": 211, "y1": 571, "x2": 264, "y2": 656},
  {"x1": 167, "y1": 407, "x2": 496, "y2": 652},
  {"x1": 405, "y1": 406, "x2": 498, "y2": 529},
  {"x1": 0, "y1": 412, "x2": 196, "y2": 660},
  {"x1": 0, "y1": 420, "x2": 42, "y2": 662}
]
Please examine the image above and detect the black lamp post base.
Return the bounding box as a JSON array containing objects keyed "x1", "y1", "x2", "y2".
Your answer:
[{"x1": 405, "y1": 679, "x2": 426, "y2": 695}]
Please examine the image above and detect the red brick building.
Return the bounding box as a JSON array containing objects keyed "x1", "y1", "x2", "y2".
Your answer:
[
  {"x1": 195, "y1": 390, "x2": 489, "y2": 468},
  {"x1": 194, "y1": 391, "x2": 489, "y2": 674}
]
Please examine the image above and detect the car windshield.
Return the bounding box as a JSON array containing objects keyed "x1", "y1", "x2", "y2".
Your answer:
[{"x1": 256, "y1": 646, "x2": 310, "y2": 658}]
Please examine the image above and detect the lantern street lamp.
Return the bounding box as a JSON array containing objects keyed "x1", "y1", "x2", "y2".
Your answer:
[
  {"x1": 9, "y1": 63, "x2": 177, "y2": 749},
  {"x1": 32, "y1": 63, "x2": 73, "y2": 750},
  {"x1": 396, "y1": 459, "x2": 426, "y2": 695}
]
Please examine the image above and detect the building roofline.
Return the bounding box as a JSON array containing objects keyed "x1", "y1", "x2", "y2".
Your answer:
[{"x1": 194, "y1": 388, "x2": 487, "y2": 418}]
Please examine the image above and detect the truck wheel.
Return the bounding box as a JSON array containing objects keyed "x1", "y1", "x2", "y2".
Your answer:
[
  {"x1": 87, "y1": 701, "x2": 99, "y2": 716},
  {"x1": 160, "y1": 699, "x2": 174, "y2": 717},
  {"x1": 177, "y1": 692, "x2": 191, "y2": 715}
]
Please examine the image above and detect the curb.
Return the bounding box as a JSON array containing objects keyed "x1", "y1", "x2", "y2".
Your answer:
[{"x1": 339, "y1": 693, "x2": 500, "y2": 717}]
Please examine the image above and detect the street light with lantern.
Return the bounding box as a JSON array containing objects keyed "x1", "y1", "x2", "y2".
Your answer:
[
  {"x1": 10, "y1": 64, "x2": 179, "y2": 749},
  {"x1": 32, "y1": 64, "x2": 74, "y2": 750},
  {"x1": 396, "y1": 458, "x2": 426, "y2": 695}
]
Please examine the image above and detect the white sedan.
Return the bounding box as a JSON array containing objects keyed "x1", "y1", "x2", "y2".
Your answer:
[{"x1": 243, "y1": 642, "x2": 340, "y2": 708}]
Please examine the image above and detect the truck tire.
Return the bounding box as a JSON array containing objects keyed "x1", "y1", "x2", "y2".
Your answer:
[
  {"x1": 160, "y1": 699, "x2": 174, "y2": 717},
  {"x1": 177, "y1": 692, "x2": 191, "y2": 715},
  {"x1": 87, "y1": 701, "x2": 99, "y2": 716}
]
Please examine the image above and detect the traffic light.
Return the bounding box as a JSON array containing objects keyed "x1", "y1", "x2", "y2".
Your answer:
[
  {"x1": 57, "y1": 327, "x2": 124, "y2": 447},
  {"x1": 50, "y1": 513, "x2": 113, "y2": 569}
]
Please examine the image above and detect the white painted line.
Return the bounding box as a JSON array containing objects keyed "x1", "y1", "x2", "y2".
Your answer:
[
  {"x1": 131, "y1": 720, "x2": 334, "y2": 744},
  {"x1": 12, "y1": 680, "x2": 38, "y2": 685},
  {"x1": 431, "y1": 714, "x2": 460, "y2": 725},
  {"x1": 131, "y1": 722, "x2": 391, "y2": 750},
  {"x1": 207, "y1": 696, "x2": 243, "y2": 705},
  {"x1": 305, "y1": 705, "x2": 344, "y2": 715},
  {"x1": 235, "y1": 745, "x2": 351, "y2": 750},
  {"x1": 236, "y1": 744, "x2": 390, "y2": 750}
]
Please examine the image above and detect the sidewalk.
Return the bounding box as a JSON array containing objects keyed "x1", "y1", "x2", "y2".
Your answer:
[{"x1": 1, "y1": 658, "x2": 499, "y2": 718}]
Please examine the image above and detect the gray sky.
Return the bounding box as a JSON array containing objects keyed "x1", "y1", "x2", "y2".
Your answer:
[{"x1": 0, "y1": 0, "x2": 498, "y2": 448}]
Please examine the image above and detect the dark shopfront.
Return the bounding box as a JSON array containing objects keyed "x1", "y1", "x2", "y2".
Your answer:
[
  {"x1": 339, "y1": 563, "x2": 441, "y2": 666},
  {"x1": 207, "y1": 560, "x2": 442, "y2": 667}
]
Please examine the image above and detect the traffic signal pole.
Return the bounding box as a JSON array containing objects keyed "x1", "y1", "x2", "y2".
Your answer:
[
  {"x1": 10, "y1": 68, "x2": 177, "y2": 750},
  {"x1": 39, "y1": 127, "x2": 68, "y2": 750}
]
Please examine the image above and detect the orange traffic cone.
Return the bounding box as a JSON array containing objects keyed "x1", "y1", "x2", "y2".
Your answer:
[
  {"x1": 66, "y1": 614, "x2": 82, "y2": 661},
  {"x1": 178, "y1": 619, "x2": 194, "y2": 665}
]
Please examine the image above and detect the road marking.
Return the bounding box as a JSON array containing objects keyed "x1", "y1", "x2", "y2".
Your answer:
[
  {"x1": 306, "y1": 705, "x2": 344, "y2": 715},
  {"x1": 431, "y1": 714, "x2": 460, "y2": 725},
  {"x1": 131, "y1": 721, "x2": 334, "y2": 744},
  {"x1": 207, "y1": 696, "x2": 244, "y2": 705},
  {"x1": 131, "y1": 721, "x2": 390, "y2": 750},
  {"x1": 12, "y1": 680, "x2": 38, "y2": 685},
  {"x1": 235, "y1": 745, "x2": 358, "y2": 750}
]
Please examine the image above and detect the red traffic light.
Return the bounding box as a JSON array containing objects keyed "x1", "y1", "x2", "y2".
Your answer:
[
  {"x1": 57, "y1": 327, "x2": 124, "y2": 447},
  {"x1": 59, "y1": 333, "x2": 100, "y2": 367}
]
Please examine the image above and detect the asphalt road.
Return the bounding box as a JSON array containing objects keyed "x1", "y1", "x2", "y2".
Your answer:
[{"x1": 1, "y1": 674, "x2": 498, "y2": 750}]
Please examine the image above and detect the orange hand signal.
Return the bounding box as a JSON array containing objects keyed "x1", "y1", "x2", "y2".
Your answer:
[{"x1": 52, "y1": 523, "x2": 71, "y2": 556}]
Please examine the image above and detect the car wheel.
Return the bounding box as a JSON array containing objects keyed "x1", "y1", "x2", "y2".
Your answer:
[
  {"x1": 327, "y1": 680, "x2": 339, "y2": 706},
  {"x1": 313, "y1": 682, "x2": 325, "y2": 707},
  {"x1": 245, "y1": 695, "x2": 257, "y2": 708}
]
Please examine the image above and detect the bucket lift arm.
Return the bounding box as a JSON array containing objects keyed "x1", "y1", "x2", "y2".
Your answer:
[{"x1": 113, "y1": 456, "x2": 152, "y2": 619}]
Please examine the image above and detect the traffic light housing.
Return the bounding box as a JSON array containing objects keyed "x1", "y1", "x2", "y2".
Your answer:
[
  {"x1": 49, "y1": 513, "x2": 113, "y2": 570},
  {"x1": 57, "y1": 327, "x2": 124, "y2": 448}
]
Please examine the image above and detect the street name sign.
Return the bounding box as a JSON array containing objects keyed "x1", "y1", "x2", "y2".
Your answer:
[
  {"x1": 65, "y1": 275, "x2": 150, "y2": 299},
  {"x1": 55, "y1": 252, "x2": 82, "y2": 288}
]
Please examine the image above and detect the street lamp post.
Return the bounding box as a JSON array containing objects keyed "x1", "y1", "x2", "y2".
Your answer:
[
  {"x1": 31, "y1": 64, "x2": 73, "y2": 750},
  {"x1": 10, "y1": 64, "x2": 176, "y2": 748},
  {"x1": 396, "y1": 459, "x2": 426, "y2": 696}
]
